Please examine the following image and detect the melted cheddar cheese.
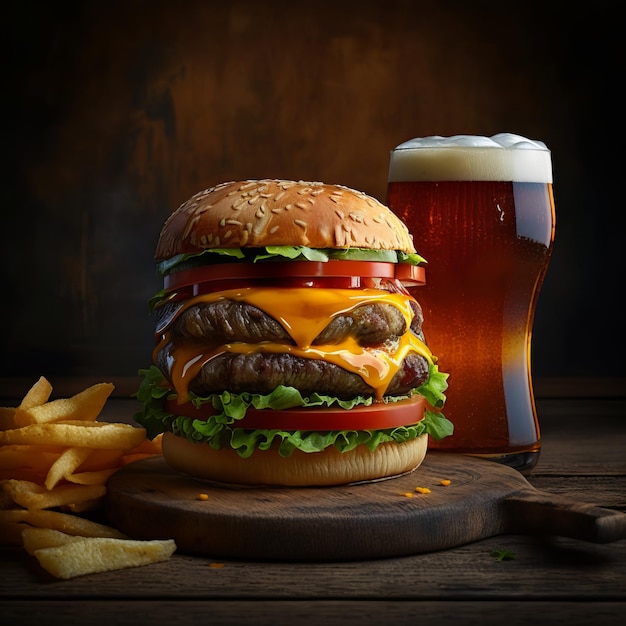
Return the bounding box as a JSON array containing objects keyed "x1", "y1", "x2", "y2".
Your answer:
[{"x1": 155, "y1": 287, "x2": 432, "y2": 403}]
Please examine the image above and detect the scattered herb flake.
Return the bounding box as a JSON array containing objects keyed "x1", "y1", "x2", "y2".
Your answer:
[{"x1": 490, "y1": 549, "x2": 516, "y2": 561}]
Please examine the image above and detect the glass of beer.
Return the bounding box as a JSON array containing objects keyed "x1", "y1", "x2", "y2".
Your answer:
[{"x1": 387, "y1": 134, "x2": 555, "y2": 473}]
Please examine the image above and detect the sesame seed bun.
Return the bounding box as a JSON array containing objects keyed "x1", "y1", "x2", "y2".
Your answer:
[
  {"x1": 161, "y1": 431, "x2": 428, "y2": 487},
  {"x1": 155, "y1": 179, "x2": 416, "y2": 260}
]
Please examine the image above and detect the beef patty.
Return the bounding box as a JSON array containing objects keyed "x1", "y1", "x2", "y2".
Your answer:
[
  {"x1": 157, "y1": 298, "x2": 425, "y2": 346},
  {"x1": 155, "y1": 298, "x2": 429, "y2": 399}
]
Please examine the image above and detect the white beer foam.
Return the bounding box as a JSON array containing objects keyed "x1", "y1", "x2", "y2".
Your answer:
[{"x1": 388, "y1": 133, "x2": 552, "y2": 183}]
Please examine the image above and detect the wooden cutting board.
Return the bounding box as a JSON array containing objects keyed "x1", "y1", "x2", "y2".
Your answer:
[{"x1": 105, "y1": 453, "x2": 626, "y2": 561}]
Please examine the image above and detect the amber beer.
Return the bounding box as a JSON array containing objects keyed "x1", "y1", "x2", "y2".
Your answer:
[{"x1": 387, "y1": 134, "x2": 555, "y2": 472}]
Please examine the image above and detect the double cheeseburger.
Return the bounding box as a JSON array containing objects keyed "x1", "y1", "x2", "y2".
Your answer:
[{"x1": 135, "y1": 179, "x2": 451, "y2": 486}]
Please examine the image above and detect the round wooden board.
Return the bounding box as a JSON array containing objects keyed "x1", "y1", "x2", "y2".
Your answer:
[{"x1": 106, "y1": 452, "x2": 533, "y2": 560}]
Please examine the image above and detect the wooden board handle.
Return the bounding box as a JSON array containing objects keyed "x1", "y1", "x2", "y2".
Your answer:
[{"x1": 504, "y1": 490, "x2": 626, "y2": 543}]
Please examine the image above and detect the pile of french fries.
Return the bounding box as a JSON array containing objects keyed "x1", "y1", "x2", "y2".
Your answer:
[{"x1": 0, "y1": 376, "x2": 176, "y2": 579}]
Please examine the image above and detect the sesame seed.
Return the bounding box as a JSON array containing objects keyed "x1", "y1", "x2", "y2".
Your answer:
[
  {"x1": 294, "y1": 219, "x2": 307, "y2": 228},
  {"x1": 269, "y1": 225, "x2": 279, "y2": 234},
  {"x1": 295, "y1": 202, "x2": 308, "y2": 210},
  {"x1": 334, "y1": 224, "x2": 344, "y2": 245}
]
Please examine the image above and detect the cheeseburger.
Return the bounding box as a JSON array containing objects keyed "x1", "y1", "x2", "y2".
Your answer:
[{"x1": 135, "y1": 179, "x2": 451, "y2": 486}]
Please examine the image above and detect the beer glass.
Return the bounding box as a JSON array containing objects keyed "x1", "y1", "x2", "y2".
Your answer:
[{"x1": 387, "y1": 134, "x2": 555, "y2": 473}]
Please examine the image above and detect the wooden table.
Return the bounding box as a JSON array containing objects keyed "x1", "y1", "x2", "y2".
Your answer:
[{"x1": 1, "y1": 386, "x2": 625, "y2": 626}]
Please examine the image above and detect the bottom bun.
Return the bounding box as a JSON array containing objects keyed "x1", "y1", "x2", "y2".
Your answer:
[{"x1": 162, "y1": 432, "x2": 428, "y2": 487}]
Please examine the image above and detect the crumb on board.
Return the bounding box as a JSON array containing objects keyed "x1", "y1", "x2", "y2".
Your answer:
[
  {"x1": 197, "y1": 493, "x2": 209, "y2": 501},
  {"x1": 414, "y1": 487, "x2": 431, "y2": 494}
]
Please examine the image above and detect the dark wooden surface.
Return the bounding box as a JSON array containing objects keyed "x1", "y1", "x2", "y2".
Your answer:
[
  {"x1": 1, "y1": 390, "x2": 625, "y2": 626},
  {"x1": 105, "y1": 453, "x2": 626, "y2": 561}
]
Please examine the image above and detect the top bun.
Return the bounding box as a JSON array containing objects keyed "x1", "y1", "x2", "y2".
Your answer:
[{"x1": 156, "y1": 179, "x2": 415, "y2": 260}]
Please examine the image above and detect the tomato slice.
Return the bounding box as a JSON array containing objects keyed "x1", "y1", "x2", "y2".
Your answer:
[
  {"x1": 163, "y1": 261, "x2": 425, "y2": 292},
  {"x1": 166, "y1": 396, "x2": 425, "y2": 431}
]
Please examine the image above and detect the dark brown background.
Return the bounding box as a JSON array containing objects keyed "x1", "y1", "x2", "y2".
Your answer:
[{"x1": 2, "y1": 0, "x2": 622, "y2": 388}]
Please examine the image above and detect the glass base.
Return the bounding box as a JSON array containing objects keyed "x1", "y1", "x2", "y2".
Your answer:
[{"x1": 464, "y1": 450, "x2": 540, "y2": 475}]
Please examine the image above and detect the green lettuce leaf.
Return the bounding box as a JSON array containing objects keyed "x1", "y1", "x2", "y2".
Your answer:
[
  {"x1": 156, "y1": 246, "x2": 426, "y2": 276},
  {"x1": 398, "y1": 251, "x2": 428, "y2": 265},
  {"x1": 133, "y1": 366, "x2": 452, "y2": 458},
  {"x1": 157, "y1": 248, "x2": 246, "y2": 275},
  {"x1": 416, "y1": 364, "x2": 449, "y2": 409}
]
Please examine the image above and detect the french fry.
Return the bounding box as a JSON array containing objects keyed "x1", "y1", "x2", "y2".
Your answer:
[
  {"x1": 62, "y1": 497, "x2": 105, "y2": 513},
  {"x1": 18, "y1": 508, "x2": 127, "y2": 538},
  {"x1": 1, "y1": 375, "x2": 53, "y2": 431},
  {"x1": 45, "y1": 447, "x2": 93, "y2": 490},
  {"x1": 13, "y1": 382, "x2": 114, "y2": 427},
  {"x1": 125, "y1": 433, "x2": 163, "y2": 455},
  {"x1": 0, "y1": 469, "x2": 50, "y2": 482},
  {"x1": 0, "y1": 508, "x2": 29, "y2": 524},
  {"x1": 1, "y1": 375, "x2": 174, "y2": 579},
  {"x1": 0, "y1": 422, "x2": 146, "y2": 450},
  {"x1": 0, "y1": 407, "x2": 16, "y2": 431},
  {"x1": 120, "y1": 433, "x2": 163, "y2": 466},
  {"x1": 1, "y1": 479, "x2": 106, "y2": 510},
  {"x1": 65, "y1": 468, "x2": 118, "y2": 486},
  {"x1": 1, "y1": 520, "x2": 31, "y2": 546},
  {"x1": 0, "y1": 489, "x2": 15, "y2": 510},
  {"x1": 120, "y1": 453, "x2": 157, "y2": 466},
  {"x1": 0, "y1": 445, "x2": 62, "y2": 472},
  {"x1": 31, "y1": 537, "x2": 177, "y2": 579},
  {"x1": 78, "y1": 448, "x2": 124, "y2": 471},
  {"x1": 22, "y1": 527, "x2": 86, "y2": 555},
  {"x1": 17, "y1": 376, "x2": 53, "y2": 411}
]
